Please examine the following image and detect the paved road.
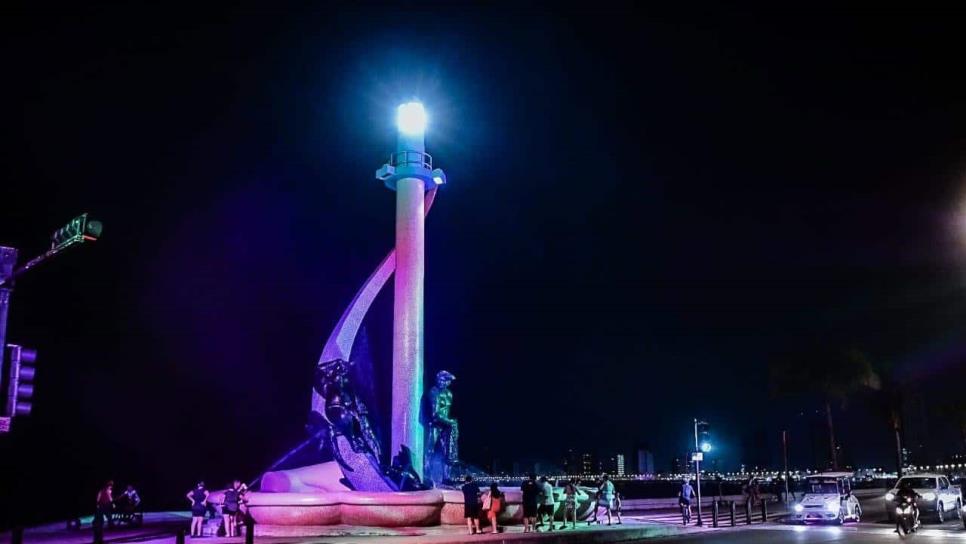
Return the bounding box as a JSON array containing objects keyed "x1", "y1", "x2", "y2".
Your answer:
[
  {"x1": 632, "y1": 495, "x2": 966, "y2": 543},
  {"x1": 639, "y1": 523, "x2": 966, "y2": 543}
]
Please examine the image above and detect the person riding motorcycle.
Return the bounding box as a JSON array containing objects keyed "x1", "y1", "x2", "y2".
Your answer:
[{"x1": 894, "y1": 479, "x2": 921, "y2": 532}]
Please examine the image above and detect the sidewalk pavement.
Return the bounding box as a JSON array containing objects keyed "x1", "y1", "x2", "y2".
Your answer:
[{"x1": 1, "y1": 512, "x2": 714, "y2": 544}]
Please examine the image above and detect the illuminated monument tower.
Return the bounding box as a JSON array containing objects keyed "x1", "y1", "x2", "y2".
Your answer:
[{"x1": 376, "y1": 102, "x2": 446, "y2": 479}]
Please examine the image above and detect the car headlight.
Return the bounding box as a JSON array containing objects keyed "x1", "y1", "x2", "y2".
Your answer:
[
  {"x1": 885, "y1": 492, "x2": 895, "y2": 501},
  {"x1": 922, "y1": 492, "x2": 936, "y2": 501},
  {"x1": 793, "y1": 504, "x2": 804, "y2": 513},
  {"x1": 825, "y1": 500, "x2": 840, "y2": 513}
]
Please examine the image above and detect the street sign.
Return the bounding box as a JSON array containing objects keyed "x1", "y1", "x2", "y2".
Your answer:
[
  {"x1": 0, "y1": 416, "x2": 10, "y2": 433},
  {"x1": 691, "y1": 452, "x2": 704, "y2": 462}
]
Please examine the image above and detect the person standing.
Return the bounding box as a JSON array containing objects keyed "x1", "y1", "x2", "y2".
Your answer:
[
  {"x1": 613, "y1": 491, "x2": 623, "y2": 525},
  {"x1": 520, "y1": 474, "x2": 540, "y2": 532},
  {"x1": 460, "y1": 475, "x2": 482, "y2": 535},
  {"x1": 596, "y1": 474, "x2": 616, "y2": 525},
  {"x1": 744, "y1": 477, "x2": 760, "y2": 507},
  {"x1": 483, "y1": 483, "x2": 504, "y2": 534},
  {"x1": 93, "y1": 481, "x2": 114, "y2": 543},
  {"x1": 587, "y1": 478, "x2": 602, "y2": 525},
  {"x1": 560, "y1": 479, "x2": 581, "y2": 530},
  {"x1": 222, "y1": 480, "x2": 244, "y2": 537},
  {"x1": 186, "y1": 482, "x2": 209, "y2": 537},
  {"x1": 538, "y1": 476, "x2": 556, "y2": 532}
]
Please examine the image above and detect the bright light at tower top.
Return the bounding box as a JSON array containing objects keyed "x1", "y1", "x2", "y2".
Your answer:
[{"x1": 397, "y1": 101, "x2": 427, "y2": 135}]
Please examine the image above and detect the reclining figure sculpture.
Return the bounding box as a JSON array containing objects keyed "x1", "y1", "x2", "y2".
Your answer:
[{"x1": 311, "y1": 358, "x2": 381, "y2": 466}]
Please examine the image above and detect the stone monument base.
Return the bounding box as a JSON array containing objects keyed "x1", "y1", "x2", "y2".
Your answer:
[{"x1": 225, "y1": 463, "x2": 598, "y2": 529}]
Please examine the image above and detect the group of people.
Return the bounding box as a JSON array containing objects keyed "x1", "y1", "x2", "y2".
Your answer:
[
  {"x1": 459, "y1": 474, "x2": 623, "y2": 535},
  {"x1": 186, "y1": 479, "x2": 249, "y2": 538},
  {"x1": 92, "y1": 481, "x2": 142, "y2": 542},
  {"x1": 94, "y1": 481, "x2": 142, "y2": 527}
]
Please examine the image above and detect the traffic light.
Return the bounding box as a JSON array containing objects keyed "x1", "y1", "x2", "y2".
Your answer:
[
  {"x1": 697, "y1": 421, "x2": 712, "y2": 453},
  {"x1": 50, "y1": 213, "x2": 102, "y2": 251},
  {"x1": 5, "y1": 344, "x2": 37, "y2": 417}
]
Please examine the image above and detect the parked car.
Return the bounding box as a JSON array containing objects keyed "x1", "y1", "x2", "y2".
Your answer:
[
  {"x1": 791, "y1": 472, "x2": 862, "y2": 524},
  {"x1": 884, "y1": 474, "x2": 963, "y2": 523}
]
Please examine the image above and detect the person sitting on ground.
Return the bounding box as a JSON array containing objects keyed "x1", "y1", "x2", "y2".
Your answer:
[
  {"x1": 520, "y1": 473, "x2": 540, "y2": 533},
  {"x1": 461, "y1": 475, "x2": 482, "y2": 535},
  {"x1": 538, "y1": 476, "x2": 556, "y2": 532},
  {"x1": 483, "y1": 483, "x2": 504, "y2": 534},
  {"x1": 122, "y1": 484, "x2": 141, "y2": 513}
]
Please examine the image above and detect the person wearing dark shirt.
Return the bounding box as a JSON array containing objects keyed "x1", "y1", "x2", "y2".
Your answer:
[
  {"x1": 461, "y1": 475, "x2": 482, "y2": 535},
  {"x1": 894, "y1": 481, "x2": 921, "y2": 533},
  {"x1": 520, "y1": 474, "x2": 540, "y2": 532},
  {"x1": 186, "y1": 482, "x2": 209, "y2": 537},
  {"x1": 93, "y1": 481, "x2": 114, "y2": 543},
  {"x1": 223, "y1": 480, "x2": 246, "y2": 537}
]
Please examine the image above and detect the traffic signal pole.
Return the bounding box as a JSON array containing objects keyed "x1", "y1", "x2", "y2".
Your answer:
[
  {"x1": 0, "y1": 248, "x2": 16, "y2": 430},
  {"x1": 0, "y1": 214, "x2": 101, "y2": 431}
]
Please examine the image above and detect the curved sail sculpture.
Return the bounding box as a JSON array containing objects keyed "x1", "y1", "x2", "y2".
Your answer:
[{"x1": 308, "y1": 188, "x2": 437, "y2": 491}]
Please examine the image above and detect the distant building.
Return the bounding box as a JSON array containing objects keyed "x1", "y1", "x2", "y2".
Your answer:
[
  {"x1": 637, "y1": 448, "x2": 654, "y2": 474},
  {"x1": 581, "y1": 452, "x2": 596, "y2": 475},
  {"x1": 563, "y1": 448, "x2": 581, "y2": 475},
  {"x1": 598, "y1": 454, "x2": 625, "y2": 476},
  {"x1": 671, "y1": 454, "x2": 691, "y2": 475}
]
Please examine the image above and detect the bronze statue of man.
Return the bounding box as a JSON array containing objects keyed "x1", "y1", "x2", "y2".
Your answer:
[{"x1": 427, "y1": 370, "x2": 459, "y2": 478}]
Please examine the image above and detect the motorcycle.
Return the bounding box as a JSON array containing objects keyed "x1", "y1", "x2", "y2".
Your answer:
[{"x1": 895, "y1": 496, "x2": 920, "y2": 536}]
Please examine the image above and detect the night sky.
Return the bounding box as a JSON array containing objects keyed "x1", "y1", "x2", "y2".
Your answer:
[{"x1": 2, "y1": 3, "x2": 966, "y2": 525}]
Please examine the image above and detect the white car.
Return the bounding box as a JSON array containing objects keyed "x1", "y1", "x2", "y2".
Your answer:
[
  {"x1": 791, "y1": 472, "x2": 862, "y2": 524},
  {"x1": 885, "y1": 474, "x2": 963, "y2": 523}
]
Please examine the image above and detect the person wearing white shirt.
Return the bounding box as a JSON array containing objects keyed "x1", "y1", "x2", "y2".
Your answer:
[{"x1": 538, "y1": 476, "x2": 556, "y2": 532}]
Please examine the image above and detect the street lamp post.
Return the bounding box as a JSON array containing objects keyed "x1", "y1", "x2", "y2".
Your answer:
[
  {"x1": 694, "y1": 419, "x2": 702, "y2": 526},
  {"x1": 782, "y1": 430, "x2": 790, "y2": 502},
  {"x1": 693, "y1": 419, "x2": 711, "y2": 526}
]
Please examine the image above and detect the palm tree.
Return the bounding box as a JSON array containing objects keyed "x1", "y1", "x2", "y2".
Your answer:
[
  {"x1": 939, "y1": 399, "x2": 966, "y2": 456},
  {"x1": 867, "y1": 372, "x2": 904, "y2": 477},
  {"x1": 770, "y1": 348, "x2": 879, "y2": 470}
]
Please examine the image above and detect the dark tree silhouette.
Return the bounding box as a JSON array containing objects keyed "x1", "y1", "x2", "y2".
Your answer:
[{"x1": 770, "y1": 348, "x2": 879, "y2": 470}]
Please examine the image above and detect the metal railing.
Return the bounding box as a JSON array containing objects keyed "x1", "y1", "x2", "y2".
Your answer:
[{"x1": 389, "y1": 150, "x2": 432, "y2": 169}]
